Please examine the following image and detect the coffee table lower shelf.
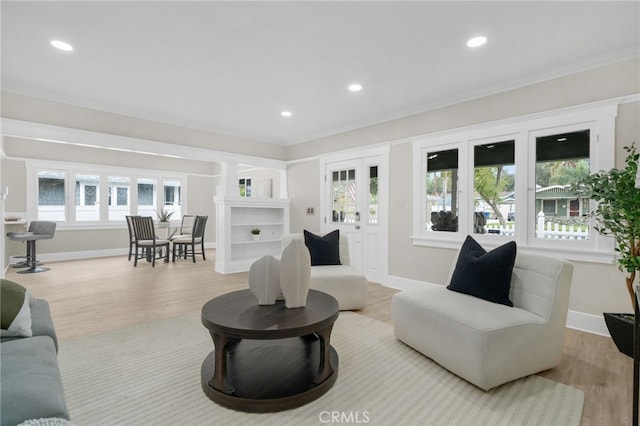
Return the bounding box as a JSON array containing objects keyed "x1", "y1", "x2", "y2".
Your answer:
[{"x1": 200, "y1": 336, "x2": 339, "y2": 412}]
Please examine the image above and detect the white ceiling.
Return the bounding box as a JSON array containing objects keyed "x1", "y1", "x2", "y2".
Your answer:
[{"x1": 2, "y1": 1, "x2": 639, "y2": 146}]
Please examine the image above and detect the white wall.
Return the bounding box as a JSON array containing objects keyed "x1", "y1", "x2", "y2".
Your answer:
[
  {"x1": 286, "y1": 58, "x2": 640, "y2": 319},
  {"x1": 1, "y1": 58, "x2": 638, "y2": 322},
  {"x1": 1, "y1": 137, "x2": 220, "y2": 260}
]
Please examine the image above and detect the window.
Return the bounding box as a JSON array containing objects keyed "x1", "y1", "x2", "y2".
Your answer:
[
  {"x1": 535, "y1": 129, "x2": 590, "y2": 240},
  {"x1": 412, "y1": 101, "x2": 618, "y2": 261},
  {"x1": 108, "y1": 176, "x2": 130, "y2": 221},
  {"x1": 474, "y1": 140, "x2": 515, "y2": 237},
  {"x1": 239, "y1": 178, "x2": 252, "y2": 197},
  {"x1": 368, "y1": 166, "x2": 379, "y2": 225},
  {"x1": 28, "y1": 162, "x2": 186, "y2": 228},
  {"x1": 38, "y1": 170, "x2": 66, "y2": 221},
  {"x1": 75, "y1": 173, "x2": 100, "y2": 222},
  {"x1": 137, "y1": 178, "x2": 156, "y2": 217},
  {"x1": 542, "y1": 199, "x2": 557, "y2": 214},
  {"x1": 332, "y1": 168, "x2": 356, "y2": 223},
  {"x1": 163, "y1": 179, "x2": 182, "y2": 218},
  {"x1": 425, "y1": 149, "x2": 458, "y2": 232}
]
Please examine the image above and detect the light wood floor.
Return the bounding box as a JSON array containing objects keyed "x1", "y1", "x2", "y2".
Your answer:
[{"x1": 5, "y1": 250, "x2": 632, "y2": 425}]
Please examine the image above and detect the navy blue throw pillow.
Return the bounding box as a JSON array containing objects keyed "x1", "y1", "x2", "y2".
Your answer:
[
  {"x1": 303, "y1": 229, "x2": 341, "y2": 266},
  {"x1": 447, "y1": 235, "x2": 517, "y2": 307}
]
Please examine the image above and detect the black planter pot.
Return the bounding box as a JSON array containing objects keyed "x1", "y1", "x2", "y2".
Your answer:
[{"x1": 604, "y1": 312, "x2": 635, "y2": 358}]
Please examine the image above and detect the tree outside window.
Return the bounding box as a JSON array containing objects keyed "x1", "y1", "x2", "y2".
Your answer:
[
  {"x1": 473, "y1": 140, "x2": 515, "y2": 235},
  {"x1": 426, "y1": 149, "x2": 458, "y2": 232}
]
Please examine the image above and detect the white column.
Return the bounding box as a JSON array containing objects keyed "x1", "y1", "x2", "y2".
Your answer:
[
  {"x1": 278, "y1": 169, "x2": 288, "y2": 199},
  {"x1": 218, "y1": 162, "x2": 239, "y2": 198}
]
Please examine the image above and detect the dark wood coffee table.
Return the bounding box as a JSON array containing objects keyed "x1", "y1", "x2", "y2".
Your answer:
[{"x1": 200, "y1": 289, "x2": 339, "y2": 412}]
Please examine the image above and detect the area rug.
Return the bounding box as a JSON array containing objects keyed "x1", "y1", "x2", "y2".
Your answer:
[{"x1": 58, "y1": 311, "x2": 584, "y2": 425}]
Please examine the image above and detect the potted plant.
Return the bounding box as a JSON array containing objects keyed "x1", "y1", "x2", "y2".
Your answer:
[
  {"x1": 575, "y1": 143, "x2": 640, "y2": 357},
  {"x1": 251, "y1": 228, "x2": 261, "y2": 241},
  {"x1": 155, "y1": 209, "x2": 175, "y2": 228}
]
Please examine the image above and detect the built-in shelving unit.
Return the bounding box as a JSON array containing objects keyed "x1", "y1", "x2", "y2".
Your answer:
[{"x1": 215, "y1": 196, "x2": 289, "y2": 274}]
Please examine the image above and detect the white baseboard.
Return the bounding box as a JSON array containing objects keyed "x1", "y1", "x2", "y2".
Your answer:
[
  {"x1": 383, "y1": 274, "x2": 609, "y2": 337},
  {"x1": 566, "y1": 310, "x2": 610, "y2": 337},
  {"x1": 12, "y1": 242, "x2": 217, "y2": 264}
]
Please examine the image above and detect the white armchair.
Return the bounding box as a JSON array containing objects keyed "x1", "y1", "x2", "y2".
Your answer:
[
  {"x1": 282, "y1": 233, "x2": 368, "y2": 310},
  {"x1": 392, "y1": 251, "x2": 573, "y2": 390}
]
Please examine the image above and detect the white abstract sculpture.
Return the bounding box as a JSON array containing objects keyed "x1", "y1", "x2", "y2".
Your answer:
[
  {"x1": 280, "y1": 239, "x2": 311, "y2": 308},
  {"x1": 248, "y1": 255, "x2": 281, "y2": 305}
]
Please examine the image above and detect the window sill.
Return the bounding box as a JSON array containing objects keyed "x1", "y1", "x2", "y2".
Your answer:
[
  {"x1": 56, "y1": 222, "x2": 178, "y2": 232},
  {"x1": 410, "y1": 234, "x2": 617, "y2": 265}
]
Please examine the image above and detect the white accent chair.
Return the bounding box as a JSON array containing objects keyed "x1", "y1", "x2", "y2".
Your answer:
[
  {"x1": 282, "y1": 233, "x2": 368, "y2": 310},
  {"x1": 392, "y1": 251, "x2": 573, "y2": 390}
]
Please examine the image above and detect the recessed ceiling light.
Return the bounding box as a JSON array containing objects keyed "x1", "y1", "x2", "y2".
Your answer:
[
  {"x1": 348, "y1": 83, "x2": 363, "y2": 92},
  {"x1": 466, "y1": 36, "x2": 487, "y2": 48},
  {"x1": 50, "y1": 40, "x2": 74, "y2": 51},
  {"x1": 281, "y1": 111, "x2": 292, "y2": 117}
]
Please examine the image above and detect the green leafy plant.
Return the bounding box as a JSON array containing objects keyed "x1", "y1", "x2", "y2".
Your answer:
[
  {"x1": 251, "y1": 228, "x2": 261, "y2": 235},
  {"x1": 574, "y1": 144, "x2": 640, "y2": 308},
  {"x1": 155, "y1": 209, "x2": 175, "y2": 222}
]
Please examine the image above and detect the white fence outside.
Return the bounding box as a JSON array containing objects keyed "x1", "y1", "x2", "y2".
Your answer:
[
  {"x1": 535, "y1": 211, "x2": 589, "y2": 240},
  {"x1": 484, "y1": 212, "x2": 589, "y2": 240}
]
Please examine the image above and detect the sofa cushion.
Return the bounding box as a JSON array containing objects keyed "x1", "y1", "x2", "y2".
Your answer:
[
  {"x1": 304, "y1": 229, "x2": 341, "y2": 266},
  {"x1": 0, "y1": 336, "x2": 69, "y2": 425},
  {"x1": 30, "y1": 299, "x2": 59, "y2": 353},
  {"x1": 2, "y1": 299, "x2": 59, "y2": 354},
  {"x1": 447, "y1": 235, "x2": 516, "y2": 307},
  {"x1": 310, "y1": 265, "x2": 368, "y2": 310},
  {"x1": 1, "y1": 279, "x2": 34, "y2": 337},
  {"x1": 392, "y1": 286, "x2": 548, "y2": 390}
]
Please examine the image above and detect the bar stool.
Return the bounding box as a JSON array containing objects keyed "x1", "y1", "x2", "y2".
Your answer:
[
  {"x1": 7, "y1": 221, "x2": 57, "y2": 274},
  {"x1": 7, "y1": 221, "x2": 37, "y2": 268}
]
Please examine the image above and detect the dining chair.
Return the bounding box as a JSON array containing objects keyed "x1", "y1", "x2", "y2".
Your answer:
[
  {"x1": 172, "y1": 215, "x2": 207, "y2": 263},
  {"x1": 176, "y1": 215, "x2": 196, "y2": 237},
  {"x1": 131, "y1": 216, "x2": 170, "y2": 267},
  {"x1": 170, "y1": 215, "x2": 195, "y2": 258},
  {"x1": 125, "y1": 215, "x2": 140, "y2": 261}
]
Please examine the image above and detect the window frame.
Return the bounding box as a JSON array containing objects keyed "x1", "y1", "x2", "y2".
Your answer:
[
  {"x1": 26, "y1": 160, "x2": 187, "y2": 230},
  {"x1": 412, "y1": 100, "x2": 618, "y2": 263}
]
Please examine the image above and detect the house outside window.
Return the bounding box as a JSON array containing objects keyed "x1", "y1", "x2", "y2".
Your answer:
[
  {"x1": 108, "y1": 176, "x2": 130, "y2": 221},
  {"x1": 75, "y1": 173, "x2": 100, "y2": 221},
  {"x1": 412, "y1": 101, "x2": 618, "y2": 262},
  {"x1": 137, "y1": 178, "x2": 156, "y2": 217},
  {"x1": 37, "y1": 170, "x2": 66, "y2": 221}
]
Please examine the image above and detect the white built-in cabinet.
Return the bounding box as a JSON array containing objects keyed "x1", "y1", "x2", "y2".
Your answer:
[{"x1": 214, "y1": 196, "x2": 289, "y2": 274}]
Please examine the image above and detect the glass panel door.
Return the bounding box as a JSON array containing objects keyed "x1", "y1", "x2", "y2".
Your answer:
[{"x1": 331, "y1": 168, "x2": 357, "y2": 224}]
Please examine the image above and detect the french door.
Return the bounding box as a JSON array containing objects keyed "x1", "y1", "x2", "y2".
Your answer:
[{"x1": 323, "y1": 154, "x2": 387, "y2": 284}]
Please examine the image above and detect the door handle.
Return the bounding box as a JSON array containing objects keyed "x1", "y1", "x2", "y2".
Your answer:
[{"x1": 355, "y1": 225, "x2": 360, "y2": 230}]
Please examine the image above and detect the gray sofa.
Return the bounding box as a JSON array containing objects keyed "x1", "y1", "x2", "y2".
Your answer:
[{"x1": 0, "y1": 298, "x2": 70, "y2": 426}]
